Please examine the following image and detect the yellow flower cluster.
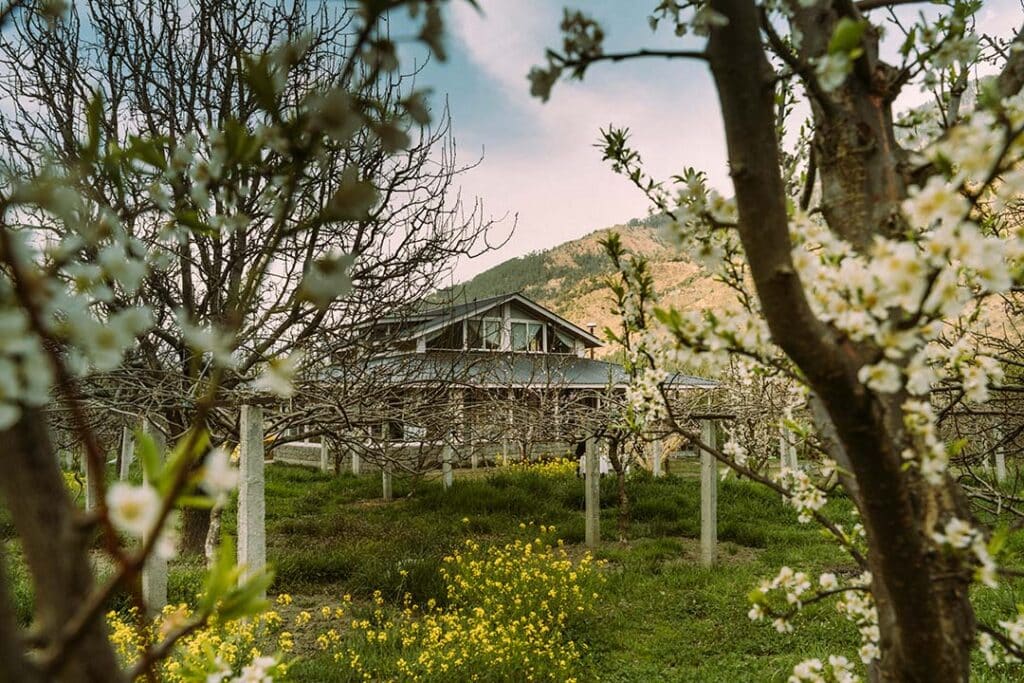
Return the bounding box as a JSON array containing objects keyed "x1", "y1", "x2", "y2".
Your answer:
[
  {"x1": 62, "y1": 471, "x2": 83, "y2": 498},
  {"x1": 320, "y1": 535, "x2": 604, "y2": 682},
  {"x1": 500, "y1": 457, "x2": 578, "y2": 478},
  {"x1": 106, "y1": 602, "x2": 298, "y2": 681}
]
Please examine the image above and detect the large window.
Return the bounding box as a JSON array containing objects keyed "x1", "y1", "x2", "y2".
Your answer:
[
  {"x1": 466, "y1": 318, "x2": 502, "y2": 350},
  {"x1": 426, "y1": 323, "x2": 463, "y2": 350},
  {"x1": 549, "y1": 328, "x2": 575, "y2": 354},
  {"x1": 511, "y1": 321, "x2": 544, "y2": 352}
]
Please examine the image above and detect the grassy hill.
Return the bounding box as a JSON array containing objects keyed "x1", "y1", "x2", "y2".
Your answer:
[{"x1": 445, "y1": 216, "x2": 735, "y2": 342}]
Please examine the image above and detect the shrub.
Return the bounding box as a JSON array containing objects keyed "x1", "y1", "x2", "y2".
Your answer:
[
  {"x1": 319, "y1": 530, "x2": 604, "y2": 682},
  {"x1": 106, "y1": 600, "x2": 293, "y2": 681}
]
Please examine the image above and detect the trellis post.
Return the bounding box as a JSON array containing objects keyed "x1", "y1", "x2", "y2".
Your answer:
[
  {"x1": 119, "y1": 426, "x2": 134, "y2": 480},
  {"x1": 238, "y1": 405, "x2": 266, "y2": 594},
  {"x1": 382, "y1": 461, "x2": 393, "y2": 502},
  {"x1": 651, "y1": 439, "x2": 664, "y2": 478},
  {"x1": 700, "y1": 419, "x2": 718, "y2": 568},
  {"x1": 442, "y1": 443, "x2": 454, "y2": 490},
  {"x1": 319, "y1": 437, "x2": 330, "y2": 474},
  {"x1": 142, "y1": 417, "x2": 168, "y2": 613},
  {"x1": 584, "y1": 437, "x2": 600, "y2": 548},
  {"x1": 994, "y1": 427, "x2": 1007, "y2": 484}
]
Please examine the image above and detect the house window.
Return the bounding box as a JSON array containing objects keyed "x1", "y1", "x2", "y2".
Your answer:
[
  {"x1": 426, "y1": 322, "x2": 463, "y2": 350},
  {"x1": 466, "y1": 318, "x2": 502, "y2": 350},
  {"x1": 511, "y1": 321, "x2": 544, "y2": 352},
  {"x1": 549, "y1": 328, "x2": 575, "y2": 354}
]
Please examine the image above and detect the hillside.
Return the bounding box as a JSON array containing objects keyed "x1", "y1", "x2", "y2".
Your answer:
[{"x1": 445, "y1": 217, "x2": 736, "y2": 345}]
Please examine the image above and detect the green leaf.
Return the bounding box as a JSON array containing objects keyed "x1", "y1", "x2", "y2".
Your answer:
[
  {"x1": 988, "y1": 525, "x2": 1009, "y2": 557},
  {"x1": 175, "y1": 209, "x2": 218, "y2": 237},
  {"x1": 160, "y1": 428, "x2": 211, "y2": 496},
  {"x1": 134, "y1": 429, "x2": 162, "y2": 484},
  {"x1": 219, "y1": 570, "x2": 275, "y2": 621},
  {"x1": 176, "y1": 495, "x2": 217, "y2": 510},
  {"x1": 828, "y1": 18, "x2": 867, "y2": 55},
  {"x1": 326, "y1": 167, "x2": 378, "y2": 221},
  {"x1": 127, "y1": 135, "x2": 168, "y2": 171},
  {"x1": 243, "y1": 54, "x2": 280, "y2": 114},
  {"x1": 84, "y1": 91, "x2": 104, "y2": 161}
]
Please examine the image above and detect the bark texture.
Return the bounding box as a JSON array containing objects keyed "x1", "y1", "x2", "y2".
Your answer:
[
  {"x1": 707, "y1": 1, "x2": 975, "y2": 679},
  {"x1": 0, "y1": 408, "x2": 123, "y2": 681}
]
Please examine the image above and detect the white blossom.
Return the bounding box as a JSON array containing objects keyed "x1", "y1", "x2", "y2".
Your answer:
[
  {"x1": 107, "y1": 482, "x2": 161, "y2": 538},
  {"x1": 202, "y1": 447, "x2": 240, "y2": 497}
]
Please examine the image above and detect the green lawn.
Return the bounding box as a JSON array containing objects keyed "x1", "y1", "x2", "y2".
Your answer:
[
  {"x1": 247, "y1": 463, "x2": 861, "y2": 682},
  {"x1": 5, "y1": 461, "x2": 1024, "y2": 680}
]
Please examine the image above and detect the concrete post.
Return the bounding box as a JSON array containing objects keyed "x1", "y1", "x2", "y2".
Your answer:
[
  {"x1": 382, "y1": 462, "x2": 393, "y2": 502},
  {"x1": 470, "y1": 440, "x2": 479, "y2": 470},
  {"x1": 141, "y1": 418, "x2": 167, "y2": 613},
  {"x1": 995, "y1": 427, "x2": 1007, "y2": 484},
  {"x1": 584, "y1": 438, "x2": 600, "y2": 548},
  {"x1": 779, "y1": 425, "x2": 799, "y2": 470},
  {"x1": 119, "y1": 426, "x2": 134, "y2": 480},
  {"x1": 319, "y1": 437, "x2": 330, "y2": 474},
  {"x1": 237, "y1": 405, "x2": 266, "y2": 592},
  {"x1": 700, "y1": 419, "x2": 718, "y2": 568},
  {"x1": 442, "y1": 444, "x2": 454, "y2": 490},
  {"x1": 351, "y1": 447, "x2": 361, "y2": 476},
  {"x1": 651, "y1": 439, "x2": 664, "y2": 478},
  {"x1": 778, "y1": 426, "x2": 788, "y2": 469}
]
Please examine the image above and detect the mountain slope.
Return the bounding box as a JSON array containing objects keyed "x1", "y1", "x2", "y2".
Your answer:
[{"x1": 446, "y1": 218, "x2": 736, "y2": 341}]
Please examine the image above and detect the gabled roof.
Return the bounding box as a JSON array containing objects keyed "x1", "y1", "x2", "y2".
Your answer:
[{"x1": 394, "y1": 292, "x2": 605, "y2": 348}]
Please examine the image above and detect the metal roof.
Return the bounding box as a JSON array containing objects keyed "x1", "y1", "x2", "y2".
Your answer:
[{"x1": 323, "y1": 351, "x2": 718, "y2": 390}]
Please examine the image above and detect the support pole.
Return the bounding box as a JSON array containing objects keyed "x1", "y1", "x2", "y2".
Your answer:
[
  {"x1": 351, "y1": 448, "x2": 361, "y2": 476},
  {"x1": 651, "y1": 439, "x2": 664, "y2": 478},
  {"x1": 779, "y1": 425, "x2": 798, "y2": 470},
  {"x1": 382, "y1": 462, "x2": 393, "y2": 502},
  {"x1": 238, "y1": 405, "x2": 266, "y2": 593},
  {"x1": 442, "y1": 443, "x2": 454, "y2": 490},
  {"x1": 700, "y1": 419, "x2": 718, "y2": 568},
  {"x1": 995, "y1": 427, "x2": 1007, "y2": 484},
  {"x1": 119, "y1": 426, "x2": 134, "y2": 480},
  {"x1": 319, "y1": 437, "x2": 330, "y2": 474},
  {"x1": 584, "y1": 437, "x2": 600, "y2": 548},
  {"x1": 470, "y1": 439, "x2": 479, "y2": 470},
  {"x1": 142, "y1": 418, "x2": 167, "y2": 613}
]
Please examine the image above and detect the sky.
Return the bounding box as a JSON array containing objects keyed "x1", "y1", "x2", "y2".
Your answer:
[{"x1": 395, "y1": 1, "x2": 1023, "y2": 285}]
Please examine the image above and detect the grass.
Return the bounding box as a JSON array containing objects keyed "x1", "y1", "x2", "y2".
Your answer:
[
  {"x1": 5, "y1": 460, "x2": 1024, "y2": 680},
  {"x1": 236, "y1": 463, "x2": 862, "y2": 681}
]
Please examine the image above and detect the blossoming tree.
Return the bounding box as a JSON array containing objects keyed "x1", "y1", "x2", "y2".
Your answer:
[
  {"x1": 529, "y1": 0, "x2": 1024, "y2": 680},
  {"x1": 0, "y1": 0, "x2": 475, "y2": 678},
  {"x1": 0, "y1": 0, "x2": 499, "y2": 554}
]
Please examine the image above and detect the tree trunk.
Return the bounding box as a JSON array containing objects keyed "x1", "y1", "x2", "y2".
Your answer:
[
  {"x1": 181, "y1": 506, "x2": 212, "y2": 556},
  {"x1": 0, "y1": 408, "x2": 123, "y2": 681},
  {"x1": 706, "y1": 1, "x2": 975, "y2": 679}
]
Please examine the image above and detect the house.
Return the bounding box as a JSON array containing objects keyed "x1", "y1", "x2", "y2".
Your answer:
[{"x1": 319, "y1": 292, "x2": 715, "y2": 463}]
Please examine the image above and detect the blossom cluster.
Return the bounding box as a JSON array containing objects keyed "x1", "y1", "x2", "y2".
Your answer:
[
  {"x1": 748, "y1": 566, "x2": 813, "y2": 633},
  {"x1": 931, "y1": 516, "x2": 998, "y2": 588},
  {"x1": 830, "y1": 574, "x2": 880, "y2": 665},
  {"x1": 789, "y1": 655, "x2": 859, "y2": 683},
  {"x1": 776, "y1": 467, "x2": 827, "y2": 523}
]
